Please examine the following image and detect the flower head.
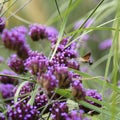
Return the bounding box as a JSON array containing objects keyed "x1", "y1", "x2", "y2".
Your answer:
[
  {"x1": 29, "y1": 23, "x2": 48, "y2": 41},
  {"x1": 1, "y1": 26, "x2": 27, "y2": 51},
  {"x1": 80, "y1": 89, "x2": 102, "y2": 114},
  {"x1": 0, "y1": 83, "x2": 14, "y2": 98},
  {"x1": 7, "y1": 103, "x2": 40, "y2": 120},
  {"x1": 8, "y1": 54, "x2": 26, "y2": 74},
  {"x1": 71, "y1": 80, "x2": 85, "y2": 101},
  {"x1": 54, "y1": 67, "x2": 73, "y2": 88},
  {"x1": 50, "y1": 102, "x2": 68, "y2": 120},
  {"x1": 24, "y1": 51, "x2": 48, "y2": 75},
  {"x1": 38, "y1": 71, "x2": 58, "y2": 94}
]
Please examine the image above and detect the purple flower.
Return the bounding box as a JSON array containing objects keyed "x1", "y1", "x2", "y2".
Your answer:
[
  {"x1": 1, "y1": 26, "x2": 27, "y2": 51},
  {"x1": 8, "y1": 54, "x2": 26, "y2": 74},
  {"x1": 0, "y1": 17, "x2": 6, "y2": 33},
  {"x1": 54, "y1": 67, "x2": 73, "y2": 88},
  {"x1": 51, "y1": 38, "x2": 78, "y2": 67},
  {"x1": 50, "y1": 102, "x2": 68, "y2": 120},
  {"x1": 46, "y1": 26, "x2": 58, "y2": 42},
  {"x1": 16, "y1": 44, "x2": 30, "y2": 60},
  {"x1": 80, "y1": 89, "x2": 102, "y2": 114},
  {"x1": 99, "y1": 39, "x2": 112, "y2": 50},
  {"x1": 7, "y1": 103, "x2": 40, "y2": 120},
  {"x1": 29, "y1": 23, "x2": 48, "y2": 41},
  {"x1": 0, "y1": 70, "x2": 18, "y2": 85},
  {"x1": 67, "y1": 59, "x2": 80, "y2": 70},
  {"x1": 0, "y1": 83, "x2": 14, "y2": 98},
  {"x1": 0, "y1": 113, "x2": 5, "y2": 120},
  {"x1": 35, "y1": 93, "x2": 48, "y2": 110},
  {"x1": 71, "y1": 80, "x2": 85, "y2": 101},
  {"x1": 64, "y1": 110, "x2": 91, "y2": 120},
  {"x1": 13, "y1": 82, "x2": 48, "y2": 111},
  {"x1": 38, "y1": 71, "x2": 58, "y2": 94},
  {"x1": 24, "y1": 51, "x2": 48, "y2": 75},
  {"x1": 13, "y1": 82, "x2": 34, "y2": 96},
  {"x1": 86, "y1": 89, "x2": 102, "y2": 101}
]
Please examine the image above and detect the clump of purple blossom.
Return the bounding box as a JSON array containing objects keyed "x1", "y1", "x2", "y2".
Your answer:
[
  {"x1": 12, "y1": 82, "x2": 48, "y2": 111},
  {"x1": 29, "y1": 23, "x2": 48, "y2": 41},
  {"x1": 50, "y1": 102, "x2": 90, "y2": 120},
  {"x1": 24, "y1": 50, "x2": 48, "y2": 75},
  {"x1": 0, "y1": 83, "x2": 14, "y2": 99},
  {"x1": 0, "y1": 18, "x2": 102, "y2": 119},
  {"x1": 80, "y1": 89, "x2": 102, "y2": 114},
  {"x1": 7, "y1": 103, "x2": 40, "y2": 120},
  {"x1": 1, "y1": 26, "x2": 30, "y2": 59},
  {"x1": 8, "y1": 54, "x2": 26, "y2": 74},
  {"x1": 71, "y1": 80, "x2": 86, "y2": 101}
]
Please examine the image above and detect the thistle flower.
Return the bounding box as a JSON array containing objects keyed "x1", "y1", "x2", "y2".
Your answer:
[
  {"x1": 0, "y1": 17, "x2": 6, "y2": 33},
  {"x1": 99, "y1": 39, "x2": 112, "y2": 50},
  {"x1": 7, "y1": 103, "x2": 40, "y2": 120},
  {"x1": 71, "y1": 80, "x2": 85, "y2": 101},
  {"x1": 0, "y1": 70, "x2": 18, "y2": 85},
  {"x1": 8, "y1": 54, "x2": 26, "y2": 74},
  {"x1": 50, "y1": 102, "x2": 68, "y2": 120},
  {"x1": 0, "y1": 83, "x2": 14, "y2": 98},
  {"x1": 29, "y1": 23, "x2": 48, "y2": 41}
]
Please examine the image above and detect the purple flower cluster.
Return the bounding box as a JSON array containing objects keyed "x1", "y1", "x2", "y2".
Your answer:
[
  {"x1": 24, "y1": 50, "x2": 48, "y2": 75},
  {"x1": 0, "y1": 19, "x2": 102, "y2": 119},
  {"x1": 1, "y1": 26, "x2": 30, "y2": 59},
  {"x1": 50, "y1": 102, "x2": 90, "y2": 120},
  {"x1": 71, "y1": 80, "x2": 86, "y2": 101},
  {"x1": 7, "y1": 103, "x2": 40, "y2": 120},
  {"x1": 12, "y1": 82, "x2": 48, "y2": 111},
  {"x1": 8, "y1": 54, "x2": 26, "y2": 74},
  {"x1": 0, "y1": 83, "x2": 14, "y2": 98},
  {"x1": 29, "y1": 23, "x2": 58, "y2": 42},
  {"x1": 80, "y1": 89, "x2": 102, "y2": 114},
  {"x1": 29, "y1": 23, "x2": 48, "y2": 41}
]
